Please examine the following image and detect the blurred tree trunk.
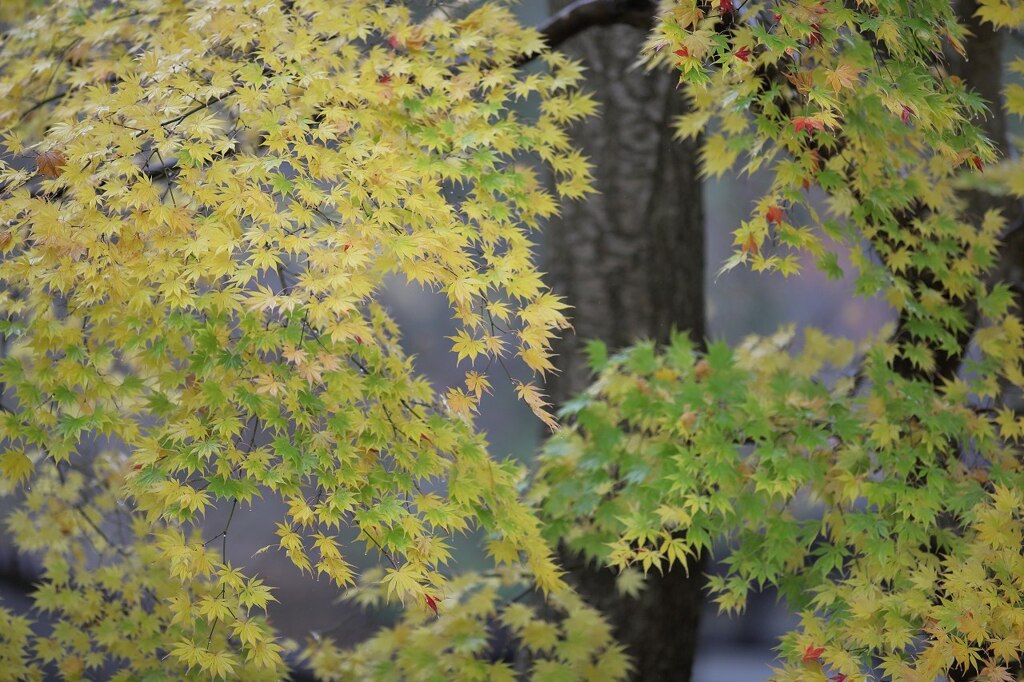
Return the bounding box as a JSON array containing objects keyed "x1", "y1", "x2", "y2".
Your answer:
[
  {"x1": 543, "y1": 6, "x2": 706, "y2": 680},
  {"x1": 950, "y1": 0, "x2": 1023, "y2": 297},
  {"x1": 929, "y1": 2, "x2": 1022, "y2": 679},
  {"x1": 947, "y1": 0, "x2": 1023, "y2": 388}
]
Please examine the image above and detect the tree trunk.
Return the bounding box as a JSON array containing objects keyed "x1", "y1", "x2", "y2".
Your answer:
[
  {"x1": 543, "y1": 7, "x2": 706, "y2": 681},
  {"x1": 951, "y1": 0, "x2": 1023, "y2": 288}
]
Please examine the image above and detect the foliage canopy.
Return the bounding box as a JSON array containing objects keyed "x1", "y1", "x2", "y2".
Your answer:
[{"x1": 0, "y1": 0, "x2": 1021, "y2": 680}]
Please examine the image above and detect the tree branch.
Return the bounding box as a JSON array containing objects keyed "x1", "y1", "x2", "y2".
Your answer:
[
  {"x1": 515, "y1": 0, "x2": 657, "y2": 66},
  {"x1": 538, "y1": 0, "x2": 656, "y2": 46}
]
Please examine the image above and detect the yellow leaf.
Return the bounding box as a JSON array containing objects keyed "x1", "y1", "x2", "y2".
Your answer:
[
  {"x1": 825, "y1": 62, "x2": 861, "y2": 94},
  {"x1": 515, "y1": 381, "x2": 558, "y2": 431}
]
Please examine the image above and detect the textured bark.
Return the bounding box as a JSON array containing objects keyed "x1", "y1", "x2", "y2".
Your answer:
[
  {"x1": 545, "y1": 26, "x2": 705, "y2": 404},
  {"x1": 543, "y1": 7, "x2": 706, "y2": 681}
]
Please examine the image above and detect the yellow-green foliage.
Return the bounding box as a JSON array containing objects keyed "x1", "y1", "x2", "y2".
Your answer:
[
  {"x1": 537, "y1": 328, "x2": 1023, "y2": 681},
  {"x1": 536, "y1": 0, "x2": 1024, "y2": 680},
  {"x1": 0, "y1": 0, "x2": 595, "y2": 678},
  {"x1": 0, "y1": 0, "x2": 1022, "y2": 680},
  {"x1": 305, "y1": 568, "x2": 630, "y2": 682}
]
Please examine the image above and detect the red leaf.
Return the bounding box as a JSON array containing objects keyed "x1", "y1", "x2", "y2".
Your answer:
[
  {"x1": 791, "y1": 116, "x2": 825, "y2": 134},
  {"x1": 971, "y1": 156, "x2": 984, "y2": 172},
  {"x1": 802, "y1": 178, "x2": 812, "y2": 190},
  {"x1": 719, "y1": 0, "x2": 733, "y2": 14},
  {"x1": 766, "y1": 206, "x2": 785, "y2": 224},
  {"x1": 674, "y1": 47, "x2": 690, "y2": 58},
  {"x1": 424, "y1": 594, "x2": 440, "y2": 616},
  {"x1": 808, "y1": 24, "x2": 822, "y2": 46},
  {"x1": 834, "y1": 675, "x2": 848, "y2": 682},
  {"x1": 901, "y1": 105, "x2": 914, "y2": 125},
  {"x1": 802, "y1": 644, "x2": 825, "y2": 663},
  {"x1": 735, "y1": 45, "x2": 752, "y2": 62},
  {"x1": 377, "y1": 74, "x2": 392, "y2": 84},
  {"x1": 387, "y1": 35, "x2": 401, "y2": 49},
  {"x1": 773, "y1": 13, "x2": 782, "y2": 21}
]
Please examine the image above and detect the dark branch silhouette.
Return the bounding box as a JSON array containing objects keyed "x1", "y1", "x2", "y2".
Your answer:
[{"x1": 517, "y1": 0, "x2": 657, "y2": 66}]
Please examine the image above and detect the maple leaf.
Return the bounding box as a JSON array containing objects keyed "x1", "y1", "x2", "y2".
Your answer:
[
  {"x1": 765, "y1": 206, "x2": 785, "y2": 224},
  {"x1": 972, "y1": 156, "x2": 984, "y2": 172},
  {"x1": 825, "y1": 62, "x2": 861, "y2": 93},
  {"x1": 677, "y1": 411, "x2": 698, "y2": 433},
  {"x1": 35, "y1": 149, "x2": 66, "y2": 178},
  {"x1": 786, "y1": 70, "x2": 815, "y2": 95},
  {"x1": 719, "y1": 0, "x2": 733, "y2": 14},
  {"x1": 734, "y1": 45, "x2": 751, "y2": 62},
  {"x1": 464, "y1": 371, "x2": 492, "y2": 398},
  {"x1": 741, "y1": 235, "x2": 759, "y2": 256},
  {"x1": 792, "y1": 116, "x2": 826, "y2": 134},
  {"x1": 515, "y1": 381, "x2": 558, "y2": 431},
  {"x1": 424, "y1": 594, "x2": 440, "y2": 616},
  {"x1": 978, "y1": 663, "x2": 1015, "y2": 682},
  {"x1": 449, "y1": 330, "x2": 486, "y2": 365},
  {"x1": 445, "y1": 388, "x2": 478, "y2": 417},
  {"x1": 901, "y1": 105, "x2": 914, "y2": 124},
  {"x1": 802, "y1": 644, "x2": 825, "y2": 663}
]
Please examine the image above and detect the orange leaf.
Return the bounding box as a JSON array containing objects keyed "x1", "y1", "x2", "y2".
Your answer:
[
  {"x1": 802, "y1": 644, "x2": 825, "y2": 663},
  {"x1": 825, "y1": 62, "x2": 861, "y2": 93},
  {"x1": 36, "y1": 149, "x2": 66, "y2": 178},
  {"x1": 741, "y1": 235, "x2": 759, "y2": 256}
]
